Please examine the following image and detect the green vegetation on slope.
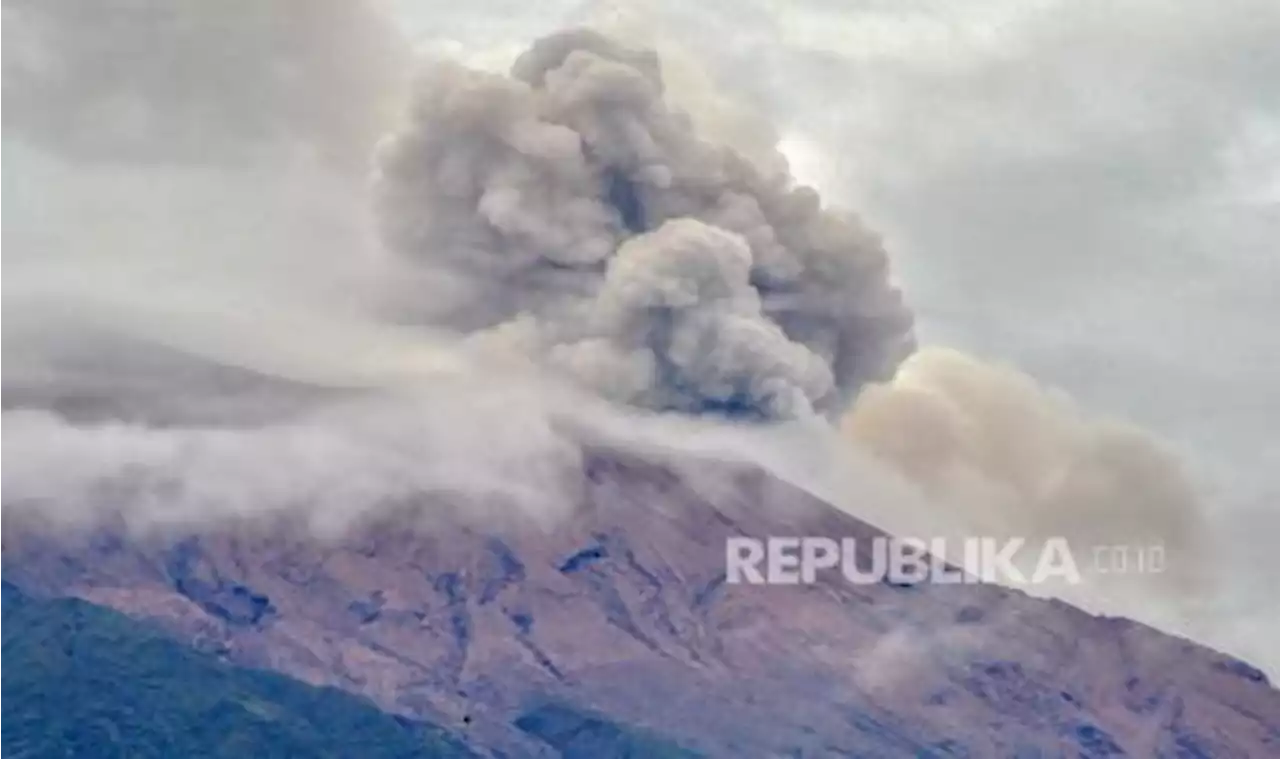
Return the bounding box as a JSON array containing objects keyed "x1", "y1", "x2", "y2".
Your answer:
[
  {"x1": 515, "y1": 701, "x2": 705, "y2": 758},
  {"x1": 1, "y1": 583, "x2": 477, "y2": 759}
]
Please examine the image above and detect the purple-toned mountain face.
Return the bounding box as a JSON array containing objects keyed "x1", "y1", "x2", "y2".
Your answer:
[{"x1": 4, "y1": 447, "x2": 1278, "y2": 758}]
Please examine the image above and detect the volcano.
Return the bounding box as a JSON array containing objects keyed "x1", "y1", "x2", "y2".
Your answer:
[{"x1": 5, "y1": 445, "x2": 1277, "y2": 757}]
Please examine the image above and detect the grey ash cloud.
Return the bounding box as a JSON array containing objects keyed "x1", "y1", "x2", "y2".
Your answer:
[{"x1": 374, "y1": 29, "x2": 915, "y2": 420}]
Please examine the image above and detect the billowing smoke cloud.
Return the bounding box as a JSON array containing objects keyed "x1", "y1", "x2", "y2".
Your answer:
[
  {"x1": 373, "y1": 28, "x2": 915, "y2": 420},
  {"x1": 842, "y1": 347, "x2": 1208, "y2": 598}
]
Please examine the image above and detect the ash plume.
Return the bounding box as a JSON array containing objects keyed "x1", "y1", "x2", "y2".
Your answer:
[
  {"x1": 374, "y1": 28, "x2": 915, "y2": 420},
  {"x1": 0, "y1": 14, "x2": 1233, "y2": 660},
  {"x1": 842, "y1": 348, "x2": 1208, "y2": 596}
]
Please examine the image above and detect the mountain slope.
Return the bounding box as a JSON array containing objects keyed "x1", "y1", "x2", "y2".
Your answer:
[
  {"x1": 1, "y1": 583, "x2": 478, "y2": 759},
  {"x1": 513, "y1": 702, "x2": 703, "y2": 758},
  {"x1": 5, "y1": 448, "x2": 1279, "y2": 757}
]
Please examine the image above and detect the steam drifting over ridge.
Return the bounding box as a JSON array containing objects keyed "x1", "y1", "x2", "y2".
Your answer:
[{"x1": 374, "y1": 29, "x2": 915, "y2": 420}]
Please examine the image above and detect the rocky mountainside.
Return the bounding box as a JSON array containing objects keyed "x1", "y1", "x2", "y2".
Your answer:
[{"x1": 4, "y1": 447, "x2": 1278, "y2": 758}]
